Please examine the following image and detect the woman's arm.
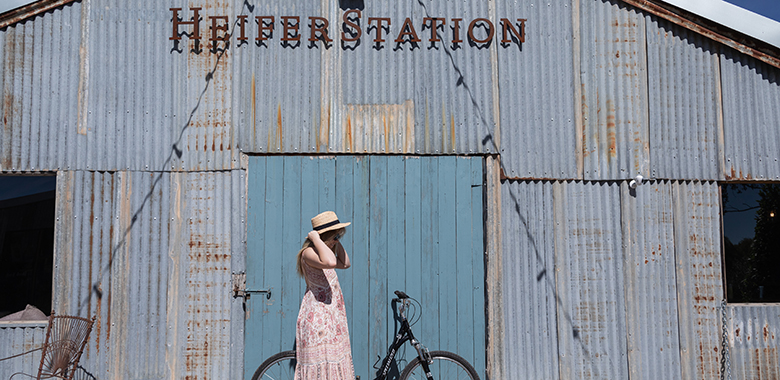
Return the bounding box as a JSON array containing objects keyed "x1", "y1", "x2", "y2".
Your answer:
[
  {"x1": 334, "y1": 242, "x2": 350, "y2": 269},
  {"x1": 301, "y1": 230, "x2": 339, "y2": 269}
]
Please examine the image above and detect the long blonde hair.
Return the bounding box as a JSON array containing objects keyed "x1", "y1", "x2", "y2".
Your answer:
[{"x1": 296, "y1": 228, "x2": 346, "y2": 276}]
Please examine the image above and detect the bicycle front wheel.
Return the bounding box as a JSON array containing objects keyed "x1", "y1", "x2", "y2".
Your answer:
[
  {"x1": 251, "y1": 350, "x2": 297, "y2": 380},
  {"x1": 400, "y1": 350, "x2": 480, "y2": 380}
]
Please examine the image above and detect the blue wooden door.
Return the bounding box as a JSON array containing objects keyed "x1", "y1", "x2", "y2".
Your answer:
[{"x1": 245, "y1": 156, "x2": 485, "y2": 380}]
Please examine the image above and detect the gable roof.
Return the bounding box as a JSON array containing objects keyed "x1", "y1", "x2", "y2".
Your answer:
[{"x1": 1, "y1": 0, "x2": 780, "y2": 68}]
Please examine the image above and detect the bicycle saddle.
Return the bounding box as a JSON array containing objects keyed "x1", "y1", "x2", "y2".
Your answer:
[{"x1": 394, "y1": 290, "x2": 410, "y2": 299}]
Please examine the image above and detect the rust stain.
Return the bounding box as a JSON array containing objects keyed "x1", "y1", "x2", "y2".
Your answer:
[
  {"x1": 606, "y1": 99, "x2": 617, "y2": 159},
  {"x1": 405, "y1": 100, "x2": 414, "y2": 153},
  {"x1": 450, "y1": 113, "x2": 456, "y2": 152},
  {"x1": 384, "y1": 115, "x2": 389, "y2": 152},
  {"x1": 325, "y1": 103, "x2": 331, "y2": 152},
  {"x1": 346, "y1": 113, "x2": 353, "y2": 152},
  {"x1": 277, "y1": 104, "x2": 283, "y2": 149},
  {"x1": 581, "y1": 83, "x2": 590, "y2": 158}
]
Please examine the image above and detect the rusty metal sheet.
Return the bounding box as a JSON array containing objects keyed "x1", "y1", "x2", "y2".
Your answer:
[
  {"x1": 672, "y1": 180, "x2": 723, "y2": 380},
  {"x1": 621, "y1": 180, "x2": 683, "y2": 380},
  {"x1": 0, "y1": 323, "x2": 47, "y2": 378},
  {"x1": 500, "y1": 180, "x2": 560, "y2": 380},
  {"x1": 646, "y1": 17, "x2": 723, "y2": 181},
  {"x1": 49, "y1": 169, "x2": 246, "y2": 379},
  {"x1": 580, "y1": 0, "x2": 649, "y2": 181},
  {"x1": 553, "y1": 180, "x2": 628, "y2": 380},
  {"x1": 234, "y1": 0, "x2": 499, "y2": 156},
  {"x1": 720, "y1": 49, "x2": 780, "y2": 181},
  {"x1": 727, "y1": 305, "x2": 780, "y2": 380},
  {"x1": 497, "y1": 0, "x2": 578, "y2": 179}
]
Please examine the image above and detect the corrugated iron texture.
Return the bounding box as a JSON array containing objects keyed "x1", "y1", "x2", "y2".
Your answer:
[
  {"x1": 50, "y1": 169, "x2": 246, "y2": 379},
  {"x1": 720, "y1": 48, "x2": 780, "y2": 180},
  {"x1": 672, "y1": 180, "x2": 723, "y2": 380},
  {"x1": 0, "y1": 0, "x2": 242, "y2": 173},
  {"x1": 484, "y1": 155, "x2": 503, "y2": 380},
  {"x1": 500, "y1": 180, "x2": 560, "y2": 380},
  {"x1": 235, "y1": 0, "x2": 498, "y2": 155},
  {"x1": 580, "y1": 0, "x2": 649, "y2": 180},
  {"x1": 646, "y1": 17, "x2": 723, "y2": 181},
  {"x1": 497, "y1": 1, "x2": 578, "y2": 179},
  {"x1": 620, "y1": 180, "x2": 683, "y2": 380},
  {"x1": 727, "y1": 305, "x2": 780, "y2": 380},
  {"x1": 0, "y1": 1, "x2": 82, "y2": 172},
  {"x1": 0, "y1": 323, "x2": 46, "y2": 378},
  {"x1": 553, "y1": 180, "x2": 628, "y2": 380}
]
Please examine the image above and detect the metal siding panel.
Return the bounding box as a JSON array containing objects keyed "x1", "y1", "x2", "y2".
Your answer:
[
  {"x1": 646, "y1": 17, "x2": 722, "y2": 181},
  {"x1": 230, "y1": 169, "x2": 248, "y2": 380},
  {"x1": 727, "y1": 305, "x2": 780, "y2": 380},
  {"x1": 673, "y1": 181, "x2": 723, "y2": 380},
  {"x1": 180, "y1": 171, "x2": 237, "y2": 379},
  {"x1": 501, "y1": 180, "x2": 560, "y2": 380},
  {"x1": 721, "y1": 48, "x2": 780, "y2": 180},
  {"x1": 232, "y1": 1, "x2": 499, "y2": 156},
  {"x1": 0, "y1": 324, "x2": 47, "y2": 378},
  {"x1": 497, "y1": 0, "x2": 578, "y2": 179},
  {"x1": 48, "y1": 169, "x2": 244, "y2": 379},
  {"x1": 620, "y1": 180, "x2": 683, "y2": 380},
  {"x1": 235, "y1": 1, "x2": 323, "y2": 155},
  {"x1": 554, "y1": 180, "x2": 628, "y2": 380},
  {"x1": 581, "y1": 0, "x2": 649, "y2": 181}
]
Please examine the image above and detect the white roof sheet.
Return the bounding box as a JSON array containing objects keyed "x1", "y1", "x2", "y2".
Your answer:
[{"x1": 661, "y1": 0, "x2": 780, "y2": 48}]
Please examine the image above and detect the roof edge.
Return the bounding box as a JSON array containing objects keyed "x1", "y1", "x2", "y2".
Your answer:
[
  {"x1": 0, "y1": 0, "x2": 77, "y2": 30},
  {"x1": 623, "y1": 0, "x2": 780, "y2": 69}
]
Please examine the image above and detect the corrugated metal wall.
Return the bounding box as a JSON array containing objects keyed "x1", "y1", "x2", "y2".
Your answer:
[
  {"x1": 646, "y1": 17, "x2": 723, "y2": 181},
  {"x1": 501, "y1": 180, "x2": 725, "y2": 380},
  {"x1": 37, "y1": 169, "x2": 245, "y2": 379},
  {"x1": 0, "y1": 323, "x2": 46, "y2": 379},
  {"x1": 727, "y1": 305, "x2": 780, "y2": 379},
  {"x1": 1, "y1": 0, "x2": 780, "y2": 178},
  {"x1": 1, "y1": 0, "x2": 780, "y2": 378},
  {"x1": 720, "y1": 49, "x2": 780, "y2": 181}
]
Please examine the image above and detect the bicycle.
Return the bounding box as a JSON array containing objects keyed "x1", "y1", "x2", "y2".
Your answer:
[{"x1": 251, "y1": 290, "x2": 480, "y2": 380}]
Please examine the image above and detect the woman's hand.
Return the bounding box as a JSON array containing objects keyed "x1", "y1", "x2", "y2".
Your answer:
[{"x1": 302, "y1": 231, "x2": 338, "y2": 269}]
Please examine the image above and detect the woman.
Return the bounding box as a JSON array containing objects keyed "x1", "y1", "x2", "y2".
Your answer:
[{"x1": 294, "y1": 211, "x2": 355, "y2": 380}]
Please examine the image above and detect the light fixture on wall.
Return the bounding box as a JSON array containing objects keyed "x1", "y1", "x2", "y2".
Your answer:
[{"x1": 629, "y1": 174, "x2": 643, "y2": 189}]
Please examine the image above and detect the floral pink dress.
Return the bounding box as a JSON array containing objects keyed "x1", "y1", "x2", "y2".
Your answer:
[{"x1": 295, "y1": 261, "x2": 355, "y2": 380}]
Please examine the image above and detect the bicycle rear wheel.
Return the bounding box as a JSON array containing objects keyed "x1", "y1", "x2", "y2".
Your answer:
[
  {"x1": 251, "y1": 350, "x2": 297, "y2": 380},
  {"x1": 399, "y1": 350, "x2": 480, "y2": 380}
]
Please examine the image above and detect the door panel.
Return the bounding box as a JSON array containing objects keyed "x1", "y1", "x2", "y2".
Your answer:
[{"x1": 245, "y1": 156, "x2": 484, "y2": 380}]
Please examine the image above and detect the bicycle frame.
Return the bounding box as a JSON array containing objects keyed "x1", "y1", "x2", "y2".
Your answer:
[{"x1": 374, "y1": 298, "x2": 432, "y2": 380}]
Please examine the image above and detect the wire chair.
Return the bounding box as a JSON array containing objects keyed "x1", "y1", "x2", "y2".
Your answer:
[{"x1": 9, "y1": 311, "x2": 96, "y2": 380}]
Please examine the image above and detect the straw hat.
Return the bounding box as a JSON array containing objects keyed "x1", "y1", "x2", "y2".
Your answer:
[{"x1": 311, "y1": 211, "x2": 351, "y2": 234}]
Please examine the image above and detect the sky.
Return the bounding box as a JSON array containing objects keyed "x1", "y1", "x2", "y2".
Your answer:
[{"x1": 725, "y1": 0, "x2": 780, "y2": 22}]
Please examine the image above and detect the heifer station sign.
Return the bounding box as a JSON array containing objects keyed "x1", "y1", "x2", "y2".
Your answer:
[{"x1": 170, "y1": 8, "x2": 527, "y2": 51}]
